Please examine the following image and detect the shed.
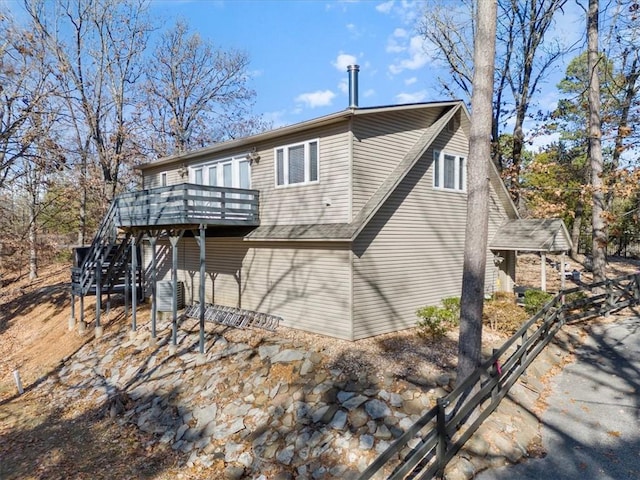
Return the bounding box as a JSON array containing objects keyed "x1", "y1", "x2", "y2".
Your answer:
[{"x1": 490, "y1": 218, "x2": 573, "y2": 291}]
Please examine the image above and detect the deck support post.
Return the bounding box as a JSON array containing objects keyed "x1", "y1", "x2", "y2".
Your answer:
[
  {"x1": 131, "y1": 239, "x2": 138, "y2": 334},
  {"x1": 79, "y1": 294, "x2": 86, "y2": 334},
  {"x1": 95, "y1": 259, "x2": 103, "y2": 338},
  {"x1": 149, "y1": 234, "x2": 158, "y2": 343},
  {"x1": 69, "y1": 291, "x2": 76, "y2": 331},
  {"x1": 196, "y1": 225, "x2": 206, "y2": 355},
  {"x1": 540, "y1": 252, "x2": 547, "y2": 292},
  {"x1": 124, "y1": 262, "x2": 130, "y2": 322},
  {"x1": 170, "y1": 232, "x2": 184, "y2": 349}
]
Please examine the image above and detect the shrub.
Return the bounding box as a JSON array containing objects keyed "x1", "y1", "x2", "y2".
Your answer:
[
  {"x1": 416, "y1": 297, "x2": 461, "y2": 338},
  {"x1": 416, "y1": 306, "x2": 450, "y2": 338},
  {"x1": 483, "y1": 299, "x2": 528, "y2": 334},
  {"x1": 441, "y1": 297, "x2": 461, "y2": 325},
  {"x1": 523, "y1": 289, "x2": 554, "y2": 315},
  {"x1": 564, "y1": 290, "x2": 588, "y2": 312}
]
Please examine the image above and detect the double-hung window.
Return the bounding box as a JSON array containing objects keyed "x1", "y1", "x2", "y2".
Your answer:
[
  {"x1": 275, "y1": 139, "x2": 319, "y2": 187},
  {"x1": 433, "y1": 150, "x2": 466, "y2": 191}
]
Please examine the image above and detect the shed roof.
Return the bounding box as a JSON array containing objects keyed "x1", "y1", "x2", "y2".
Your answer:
[{"x1": 489, "y1": 218, "x2": 573, "y2": 252}]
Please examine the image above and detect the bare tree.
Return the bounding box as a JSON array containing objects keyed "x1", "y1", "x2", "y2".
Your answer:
[
  {"x1": 588, "y1": 0, "x2": 606, "y2": 283},
  {"x1": 457, "y1": 0, "x2": 497, "y2": 383},
  {"x1": 420, "y1": 0, "x2": 568, "y2": 205},
  {"x1": 26, "y1": 0, "x2": 153, "y2": 201},
  {"x1": 21, "y1": 107, "x2": 65, "y2": 279},
  {"x1": 141, "y1": 20, "x2": 266, "y2": 158},
  {"x1": 0, "y1": 14, "x2": 54, "y2": 190}
]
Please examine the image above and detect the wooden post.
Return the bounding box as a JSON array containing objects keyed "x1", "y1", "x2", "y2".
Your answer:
[
  {"x1": 540, "y1": 252, "x2": 547, "y2": 292},
  {"x1": 79, "y1": 294, "x2": 85, "y2": 334},
  {"x1": 69, "y1": 291, "x2": 76, "y2": 331},
  {"x1": 560, "y1": 252, "x2": 566, "y2": 290},
  {"x1": 131, "y1": 239, "x2": 138, "y2": 333},
  {"x1": 124, "y1": 266, "x2": 130, "y2": 321},
  {"x1": 95, "y1": 259, "x2": 103, "y2": 338},
  {"x1": 170, "y1": 232, "x2": 183, "y2": 348},
  {"x1": 436, "y1": 397, "x2": 447, "y2": 478},
  {"x1": 196, "y1": 225, "x2": 206, "y2": 354},
  {"x1": 149, "y1": 234, "x2": 158, "y2": 341}
]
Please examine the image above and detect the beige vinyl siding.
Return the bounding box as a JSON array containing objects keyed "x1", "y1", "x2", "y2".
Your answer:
[
  {"x1": 351, "y1": 108, "x2": 442, "y2": 216},
  {"x1": 143, "y1": 165, "x2": 183, "y2": 188},
  {"x1": 241, "y1": 241, "x2": 352, "y2": 339},
  {"x1": 143, "y1": 237, "x2": 352, "y2": 340},
  {"x1": 251, "y1": 123, "x2": 351, "y2": 225},
  {"x1": 352, "y1": 127, "x2": 509, "y2": 339}
]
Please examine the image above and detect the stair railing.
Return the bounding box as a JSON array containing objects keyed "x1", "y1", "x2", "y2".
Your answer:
[{"x1": 75, "y1": 200, "x2": 120, "y2": 296}]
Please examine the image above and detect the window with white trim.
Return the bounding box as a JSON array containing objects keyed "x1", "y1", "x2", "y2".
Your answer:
[
  {"x1": 189, "y1": 155, "x2": 250, "y2": 189},
  {"x1": 433, "y1": 150, "x2": 466, "y2": 191},
  {"x1": 275, "y1": 139, "x2": 319, "y2": 186}
]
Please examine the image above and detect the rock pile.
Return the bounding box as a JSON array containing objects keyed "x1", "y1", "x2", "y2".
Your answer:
[{"x1": 39, "y1": 317, "x2": 576, "y2": 479}]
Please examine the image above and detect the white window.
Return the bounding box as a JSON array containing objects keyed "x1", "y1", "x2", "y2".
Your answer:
[
  {"x1": 160, "y1": 172, "x2": 167, "y2": 187},
  {"x1": 433, "y1": 150, "x2": 466, "y2": 191},
  {"x1": 190, "y1": 156, "x2": 250, "y2": 189},
  {"x1": 275, "y1": 139, "x2": 319, "y2": 187}
]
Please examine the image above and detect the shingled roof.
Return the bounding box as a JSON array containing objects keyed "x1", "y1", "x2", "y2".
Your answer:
[{"x1": 489, "y1": 218, "x2": 573, "y2": 252}]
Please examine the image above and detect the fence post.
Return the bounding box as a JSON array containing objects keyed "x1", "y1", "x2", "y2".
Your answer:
[
  {"x1": 436, "y1": 397, "x2": 447, "y2": 478},
  {"x1": 605, "y1": 279, "x2": 613, "y2": 317}
]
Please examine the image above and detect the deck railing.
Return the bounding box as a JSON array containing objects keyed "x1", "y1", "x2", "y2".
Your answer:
[
  {"x1": 358, "y1": 273, "x2": 640, "y2": 479},
  {"x1": 114, "y1": 183, "x2": 260, "y2": 228}
]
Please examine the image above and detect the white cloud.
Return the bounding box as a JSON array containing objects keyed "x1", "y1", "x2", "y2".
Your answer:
[
  {"x1": 338, "y1": 78, "x2": 348, "y2": 95},
  {"x1": 395, "y1": 90, "x2": 428, "y2": 103},
  {"x1": 393, "y1": 27, "x2": 408, "y2": 37},
  {"x1": 263, "y1": 110, "x2": 289, "y2": 129},
  {"x1": 405, "y1": 77, "x2": 417, "y2": 85},
  {"x1": 376, "y1": 0, "x2": 394, "y2": 14},
  {"x1": 333, "y1": 53, "x2": 358, "y2": 71},
  {"x1": 295, "y1": 90, "x2": 336, "y2": 108},
  {"x1": 363, "y1": 88, "x2": 375, "y2": 98},
  {"x1": 386, "y1": 27, "x2": 408, "y2": 53},
  {"x1": 389, "y1": 35, "x2": 430, "y2": 74}
]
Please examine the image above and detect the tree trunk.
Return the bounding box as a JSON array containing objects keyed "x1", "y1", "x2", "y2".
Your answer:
[
  {"x1": 570, "y1": 199, "x2": 584, "y2": 260},
  {"x1": 29, "y1": 201, "x2": 38, "y2": 280},
  {"x1": 457, "y1": 0, "x2": 497, "y2": 384},
  {"x1": 588, "y1": 0, "x2": 606, "y2": 283}
]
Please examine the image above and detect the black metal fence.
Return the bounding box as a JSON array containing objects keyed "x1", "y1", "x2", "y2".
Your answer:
[{"x1": 358, "y1": 273, "x2": 640, "y2": 480}]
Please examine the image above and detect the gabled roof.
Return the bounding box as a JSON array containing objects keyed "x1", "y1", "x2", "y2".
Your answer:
[
  {"x1": 138, "y1": 100, "x2": 464, "y2": 170},
  {"x1": 244, "y1": 104, "x2": 462, "y2": 241},
  {"x1": 489, "y1": 218, "x2": 573, "y2": 252}
]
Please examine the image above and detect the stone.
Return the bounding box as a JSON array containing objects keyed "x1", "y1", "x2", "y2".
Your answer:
[
  {"x1": 271, "y1": 349, "x2": 305, "y2": 363},
  {"x1": 258, "y1": 344, "x2": 280, "y2": 359},
  {"x1": 444, "y1": 457, "x2": 476, "y2": 480},
  {"x1": 348, "y1": 408, "x2": 369, "y2": 429},
  {"x1": 374, "y1": 424, "x2": 392, "y2": 440},
  {"x1": 276, "y1": 445, "x2": 295, "y2": 465},
  {"x1": 224, "y1": 442, "x2": 244, "y2": 463},
  {"x1": 300, "y1": 358, "x2": 315, "y2": 375},
  {"x1": 193, "y1": 404, "x2": 218, "y2": 426},
  {"x1": 365, "y1": 399, "x2": 391, "y2": 420},
  {"x1": 359, "y1": 434, "x2": 374, "y2": 450},
  {"x1": 223, "y1": 465, "x2": 245, "y2": 480},
  {"x1": 330, "y1": 409, "x2": 348, "y2": 430},
  {"x1": 342, "y1": 395, "x2": 368, "y2": 410},
  {"x1": 237, "y1": 452, "x2": 253, "y2": 468}
]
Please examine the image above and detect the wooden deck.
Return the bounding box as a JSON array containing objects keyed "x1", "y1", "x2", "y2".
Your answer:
[{"x1": 114, "y1": 183, "x2": 260, "y2": 229}]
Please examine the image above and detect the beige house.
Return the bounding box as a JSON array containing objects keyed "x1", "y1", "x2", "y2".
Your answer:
[{"x1": 133, "y1": 97, "x2": 522, "y2": 341}]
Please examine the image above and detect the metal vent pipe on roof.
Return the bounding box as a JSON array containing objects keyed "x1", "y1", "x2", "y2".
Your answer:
[{"x1": 347, "y1": 64, "x2": 360, "y2": 108}]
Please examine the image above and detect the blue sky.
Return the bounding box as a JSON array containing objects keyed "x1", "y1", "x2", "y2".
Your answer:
[
  {"x1": 3, "y1": 0, "x2": 585, "y2": 146},
  {"x1": 146, "y1": 0, "x2": 585, "y2": 144},
  {"x1": 150, "y1": 0, "x2": 447, "y2": 127}
]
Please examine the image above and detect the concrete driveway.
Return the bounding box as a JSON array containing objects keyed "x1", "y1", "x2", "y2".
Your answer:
[{"x1": 476, "y1": 316, "x2": 640, "y2": 480}]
